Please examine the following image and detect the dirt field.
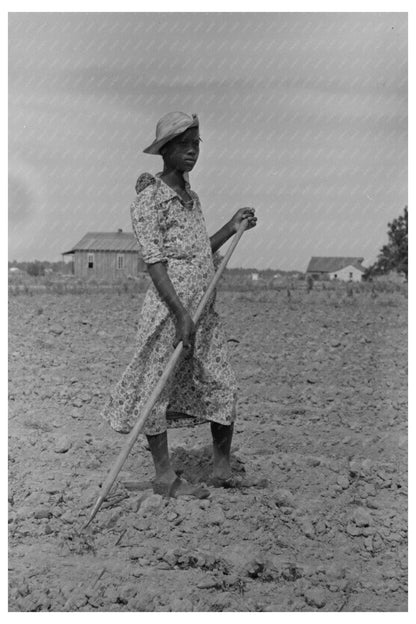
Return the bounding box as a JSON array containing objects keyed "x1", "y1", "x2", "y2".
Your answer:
[{"x1": 8, "y1": 286, "x2": 408, "y2": 612}]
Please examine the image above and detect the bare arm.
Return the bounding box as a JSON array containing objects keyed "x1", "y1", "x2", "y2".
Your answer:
[
  {"x1": 147, "y1": 261, "x2": 186, "y2": 317},
  {"x1": 210, "y1": 222, "x2": 235, "y2": 254},
  {"x1": 210, "y1": 208, "x2": 257, "y2": 254},
  {"x1": 147, "y1": 261, "x2": 195, "y2": 348}
]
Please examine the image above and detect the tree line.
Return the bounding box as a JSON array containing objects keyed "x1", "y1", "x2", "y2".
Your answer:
[
  {"x1": 8, "y1": 260, "x2": 73, "y2": 276},
  {"x1": 364, "y1": 206, "x2": 408, "y2": 280},
  {"x1": 9, "y1": 207, "x2": 408, "y2": 280}
]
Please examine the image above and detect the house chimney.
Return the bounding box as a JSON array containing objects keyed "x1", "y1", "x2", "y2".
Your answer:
[{"x1": 117, "y1": 228, "x2": 123, "y2": 233}]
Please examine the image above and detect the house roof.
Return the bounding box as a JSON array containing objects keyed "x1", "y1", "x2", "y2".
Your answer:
[
  {"x1": 306, "y1": 256, "x2": 365, "y2": 273},
  {"x1": 63, "y1": 232, "x2": 139, "y2": 254}
]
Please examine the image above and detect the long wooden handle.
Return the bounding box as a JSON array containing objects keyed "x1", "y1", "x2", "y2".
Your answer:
[{"x1": 82, "y1": 221, "x2": 248, "y2": 529}]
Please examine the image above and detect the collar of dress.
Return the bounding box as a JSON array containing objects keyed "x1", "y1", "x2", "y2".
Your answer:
[{"x1": 154, "y1": 172, "x2": 194, "y2": 208}]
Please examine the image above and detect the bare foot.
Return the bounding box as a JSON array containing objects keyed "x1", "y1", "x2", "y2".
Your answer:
[
  {"x1": 153, "y1": 476, "x2": 210, "y2": 499},
  {"x1": 212, "y1": 463, "x2": 233, "y2": 482},
  {"x1": 212, "y1": 449, "x2": 234, "y2": 479}
]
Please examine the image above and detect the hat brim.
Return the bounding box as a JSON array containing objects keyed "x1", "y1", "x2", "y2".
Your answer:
[
  {"x1": 143, "y1": 120, "x2": 199, "y2": 155},
  {"x1": 143, "y1": 137, "x2": 173, "y2": 155}
]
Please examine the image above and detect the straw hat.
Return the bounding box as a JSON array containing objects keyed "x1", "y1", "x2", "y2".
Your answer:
[{"x1": 143, "y1": 112, "x2": 199, "y2": 155}]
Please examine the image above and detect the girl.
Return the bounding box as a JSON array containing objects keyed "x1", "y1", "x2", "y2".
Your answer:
[{"x1": 102, "y1": 111, "x2": 257, "y2": 498}]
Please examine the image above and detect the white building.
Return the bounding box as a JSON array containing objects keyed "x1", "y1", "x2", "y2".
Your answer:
[{"x1": 306, "y1": 257, "x2": 366, "y2": 282}]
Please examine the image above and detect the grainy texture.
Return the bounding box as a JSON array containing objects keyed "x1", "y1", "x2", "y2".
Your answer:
[
  {"x1": 8, "y1": 288, "x2": 407, "y2": 612},
  {"x1": 9, "y1": 13, "x2": 407, "y2": 271}
]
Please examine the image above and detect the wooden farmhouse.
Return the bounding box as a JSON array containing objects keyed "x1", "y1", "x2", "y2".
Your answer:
[
  {"x1": 62, "y1": 229, "x2": 146, "y2": 280},
  {"x1": 306, "y1": 257, "x2": 366, "y2": 282}
]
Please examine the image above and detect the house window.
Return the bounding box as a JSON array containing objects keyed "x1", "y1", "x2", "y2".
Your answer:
[
  {"x1": 117, "y1": 254, "x2": 124, "y2": 269},
  {"x1": 349, "y1": 272, "x2": 353, "y2": 279},
  {"x1": 87, "y1": 253, "x2": 94, "y2": 269}
]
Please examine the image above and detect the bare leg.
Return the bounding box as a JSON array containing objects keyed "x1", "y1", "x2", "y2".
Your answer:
[
  {"x1": 210, "y1": 422, "x2": 265, "y2": 488},
  {"x1": 211, "y1": 422, "x2": 234, "y2": 480},
  {"x1": 146, "y1": 430, "x2": 209, "y2": 497},
  {"x1": 146, "y1": 431, "x2": 176, "y2": 485}
]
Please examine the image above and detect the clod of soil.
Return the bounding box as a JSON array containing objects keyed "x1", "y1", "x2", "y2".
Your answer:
[{"x1": 8, "y1": 289, "x2": 407, "y2": 611}]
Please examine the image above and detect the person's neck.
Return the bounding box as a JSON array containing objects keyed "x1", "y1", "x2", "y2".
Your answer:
[{"x1": 160, "y1": 167, "x2": 186, "y2": 189}]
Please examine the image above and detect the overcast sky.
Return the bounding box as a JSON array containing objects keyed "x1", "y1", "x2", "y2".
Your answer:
[{"x1": 8, "y1": 12, "x2": 407, "y2": 270}]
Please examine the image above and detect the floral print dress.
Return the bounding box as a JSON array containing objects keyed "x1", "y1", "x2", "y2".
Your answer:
[{"x1": 102, "y1": 172, "x2": 238, "y2": 436}]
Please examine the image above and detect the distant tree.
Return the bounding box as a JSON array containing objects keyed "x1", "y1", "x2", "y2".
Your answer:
[
  {"x1": 364, "y1": 206, "x2": 408, "y2": 280},
  {"x1": 9, "y1": 259, "x2": 74, "y2": 275},
  {"x1": 26, "y1": 261, "x2": 45, "y2": 277}
]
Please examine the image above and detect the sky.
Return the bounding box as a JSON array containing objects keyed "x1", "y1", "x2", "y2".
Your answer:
[{"x1": 8, "y1": 12, "x2": 407, "y2": 270}]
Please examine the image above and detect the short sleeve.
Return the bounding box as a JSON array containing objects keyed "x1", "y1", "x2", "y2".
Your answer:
[{"x1": 130, "y1": 187, "x2": 167, "y2": 265}]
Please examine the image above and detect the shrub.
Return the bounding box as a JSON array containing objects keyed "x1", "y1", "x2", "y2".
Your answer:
[{"x1": 53, "y1": 282, "x2": 66, "y2": 295}]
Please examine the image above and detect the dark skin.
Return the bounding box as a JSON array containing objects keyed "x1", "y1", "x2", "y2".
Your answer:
[{"x1": 145, "y1": 126, "x2": 257, "y2": 494}]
